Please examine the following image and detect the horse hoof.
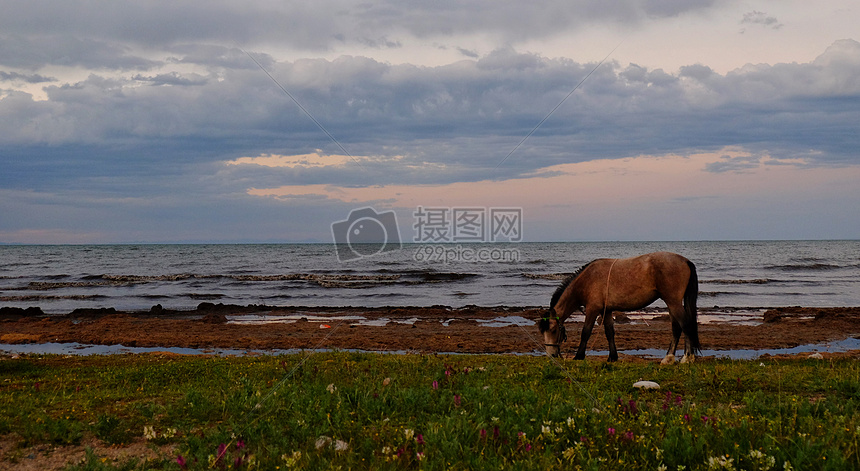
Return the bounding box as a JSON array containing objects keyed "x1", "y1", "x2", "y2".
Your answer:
[
  {"x1": 660, "y1": 354, "x2": 675, "y2": 365},
  {"x1": 680, "y1": 354, "x2": 695, "y2": 364}
]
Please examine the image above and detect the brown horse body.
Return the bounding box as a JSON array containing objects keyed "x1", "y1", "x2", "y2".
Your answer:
[{"x1": 538, "y1": 251, "x2": 700, "y2": 363}]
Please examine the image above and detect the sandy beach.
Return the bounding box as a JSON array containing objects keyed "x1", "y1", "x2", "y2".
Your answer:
[{"x1": 3, "y1": 304, "x2": 860, "y2": 358}]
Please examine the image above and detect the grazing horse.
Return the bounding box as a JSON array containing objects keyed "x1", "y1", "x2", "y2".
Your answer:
[{"x1": 537, "y1": 252, "x2": 700, "y2": 364}]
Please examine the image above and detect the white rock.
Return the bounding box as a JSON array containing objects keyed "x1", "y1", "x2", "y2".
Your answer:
[
  {"x1": 334, "y1": 439, "x2": 349, "y2": 451},
  {"x1": 315, "y1": 435, "x2": 349, "y2": 452},
  {"x1": 808, "y1": 352, "x2": 824, "y2": 360},
  {"x1": 315, "y1": 436, "x2": 332, "y2": 449},
  {"x1": 633, "y1": 380, "x2": 660, "y2": 389}
]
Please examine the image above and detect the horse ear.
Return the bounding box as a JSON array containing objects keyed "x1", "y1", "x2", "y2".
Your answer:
[{"x1": 537, "y1": 317, "x2": 550, "y2": 332}]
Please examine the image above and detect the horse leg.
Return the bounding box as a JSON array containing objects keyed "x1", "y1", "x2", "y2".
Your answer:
[
  {"x1": 661, "y1": 320, "x2": 682, "y2": 365},
  {"x1": 574, "y1": 309, "x2": 599, "y2": 360},
  {"x1": 680, "y1": 336, "x2": 697, "y2": 364},
  {"x1": 603, "y1": 311, "x2": 618, "y2": 362}
]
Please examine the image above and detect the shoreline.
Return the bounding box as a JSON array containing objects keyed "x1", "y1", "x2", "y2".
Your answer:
[{"x1": 3, "y1": 304, "x2": 860, "y2": 358}]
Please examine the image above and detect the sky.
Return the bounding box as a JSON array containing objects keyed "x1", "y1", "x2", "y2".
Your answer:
[{"x1": 1, "y1": 0, "x2": 859, "y2": 244}]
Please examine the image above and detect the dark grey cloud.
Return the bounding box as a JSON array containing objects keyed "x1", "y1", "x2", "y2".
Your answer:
[
  {"x1": 0, "y1": 35, "x2": 160, "y2": 70},
  {"x1": 0, "y1": 1, "x2": 721, "y2": 70},
  {"x1": 740, "y1": 10, "x2": 783, "y2": 30},
  {"x1": 0, "y1": 71, "x2": 56, "y2": 83},
  {"x1": 2, "y1": 39, "x2": 859, "y2": 196}
]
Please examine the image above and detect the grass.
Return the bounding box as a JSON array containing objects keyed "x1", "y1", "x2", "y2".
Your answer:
[{"x1": 1, "y1": 352, "x2": 860, "y2": 470}]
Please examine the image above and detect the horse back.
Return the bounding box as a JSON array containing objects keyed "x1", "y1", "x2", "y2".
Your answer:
[{"x1": 578, "y1": 252, "x2": 693, "y2": 310}]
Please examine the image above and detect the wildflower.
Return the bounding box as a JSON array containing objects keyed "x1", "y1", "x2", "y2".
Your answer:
[
  {"x1": 562, "y1": 447, "x2": 577, "y2": 460},
  {"x1": 432, "y1": 380, "x2": 439, "y2": 390},
  {"x1": 176, "y1": 455, "x2": 187, "y2": 470},
  {"x1": 236, "y1": 439, "x2": 246, "y2": 451},
  {"x1": 541, "y1": 425, "x2": 551, "y2": 435},
  {"x1": 327, "y1": 383, "x2": 336, "y2": 394},
  {"x1": 416, "y1": 434, "x2": 424, "y2": 445},
  {"x1": 783, "y1": 461, "x2": 794, "y2": 471},
  {"x1": 566, "y1": 417, "x2": 575, "y2": 428},
  {"x1": 657, "y1": 465, "x2": 667, "y2": 471},
  {"x1": 281, "y1": 451, "x2": 302, "y2": 468},
  {"x1": 707, "y1": 455, "x2": 735, "y2": 470},
  {"x1": 748, "y1": 450, "x2": 776, "y2": 470},
  {"x1": 454, "y1": 394, "x2": 461, "y2": 407},
  {"x1": 493, "y1": 426, "x2": 501, "y2": 440},
  {"x1": 382, "y1": 446, "x2": 392, "y2": 454},
  {"x1": 416, "y1": 452, "x2": 425, "y2": 461},
  {"x1": 163, "y1": 427, "x2": 177, "y2": 439},
  {"x1": 623, "y1": 430, "x2": 634, "y2": 442},
  {"x1": 143, "y1": 425, "x2": 157, "y2": 440},
  {"x1": 479, "y1": 429, "x2": 487, "y2": 440},
  {"x1": 217, "y1": 443, "x2": 227, "y2": 460},
  {"x1": 607, "y1": 427, "x2": 616, "y2": 435},
  {"x1": 404, "y1": 429, "x2": 415, "y2": 441}
]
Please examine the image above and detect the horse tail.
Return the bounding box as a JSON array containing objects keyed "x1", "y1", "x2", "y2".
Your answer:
[{"x1": 683, "y1": 259, "x2": 701, "y2": 354}]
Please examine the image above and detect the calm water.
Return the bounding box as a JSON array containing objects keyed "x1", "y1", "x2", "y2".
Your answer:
[{"x1": 1, "y1": 241, "x2": 859, "y2": 314}]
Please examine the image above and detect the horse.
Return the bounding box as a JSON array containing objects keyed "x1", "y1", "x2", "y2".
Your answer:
[{"x1": 537, "y1": 251, "x2": 700, "y2": 364}]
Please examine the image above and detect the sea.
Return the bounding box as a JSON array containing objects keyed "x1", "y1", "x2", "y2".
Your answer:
[{"x1": 1, "y1": 241, "x2": 859, "y2": 316}]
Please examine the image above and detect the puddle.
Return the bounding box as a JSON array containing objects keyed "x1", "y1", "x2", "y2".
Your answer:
[
  {"x1": 2, "y1": 336, "x2": 858, "y2": 359},
  {"x1": 611, "y1": 336, "x2": 860, "y2": 360}
]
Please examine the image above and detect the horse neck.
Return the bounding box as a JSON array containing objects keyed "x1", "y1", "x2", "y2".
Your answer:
[{"x1": 554, "y1": 282, "x2": 583, "y2": 320}]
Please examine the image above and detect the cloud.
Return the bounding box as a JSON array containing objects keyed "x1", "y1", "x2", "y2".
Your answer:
[
  {"x1": 0, "y1": 35, "x2": 160, "y2": 70},
  {"x1": 0, "y1": 71, "x2": 56, "y2": 83},
  {"x1": 0, "y1": 1, "x2": 724, "y2": 65},
  {"x1": 2, "y1": 39, "x2": 859, "y2": 196},
  {"x1": 740, "y1": 10, "x2": 783, "y2": 31}
]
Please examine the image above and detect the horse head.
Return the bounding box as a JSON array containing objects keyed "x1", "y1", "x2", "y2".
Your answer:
[{"x1": 538, "y1": 309, "x2": 567, "y2": 357}]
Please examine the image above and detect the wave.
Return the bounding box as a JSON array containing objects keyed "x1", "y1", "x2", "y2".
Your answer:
[
  {"x1": 1, "y1": 294, "x2": 107, "y2": 301},
  {"x1": 701, "y1": 279, "x2": 770, "y2": 285},
  {"x1": 765, "y1": 263, "x2": 841, "y2": 271},
  {"x1": 521, "y1": 273, "x2": 571, "y2": 280}
]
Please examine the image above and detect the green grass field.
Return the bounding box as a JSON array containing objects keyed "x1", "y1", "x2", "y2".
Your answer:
[{"x1": 2, "y1": 352, "x2": 859, "y2": 470}]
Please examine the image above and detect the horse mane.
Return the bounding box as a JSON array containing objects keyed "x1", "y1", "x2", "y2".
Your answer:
[{"x1": 549, "y1": 261, "x2": 593, "y2": 309}]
